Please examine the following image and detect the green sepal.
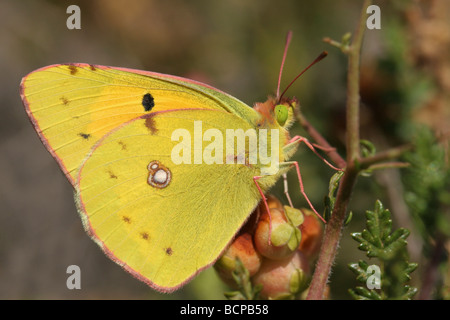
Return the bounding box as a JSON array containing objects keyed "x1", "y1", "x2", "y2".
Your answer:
[
  {"x1": 271, "y1": 223, "x2": 294, "y2": 247},
  {"x1": 284, "y1": 206, "x2": 304, "y2": 227},
  {"x1": 287, "y1": 228, "x2": 302, "y2": 251}
]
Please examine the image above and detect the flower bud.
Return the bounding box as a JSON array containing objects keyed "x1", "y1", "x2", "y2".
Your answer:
[
  {"x1": 298, "y1": 208, "x2": 324, "y2": 259},
  {"x1": 239, "y1": 194, "x2": 283, "y2": 234},
  {"x1": 214, "y1": 233, "x2": 262, "y2": 288},
  {"x1": 265, "y1": 194, "x2": 284, "y2": 211},
  {"x1": 254, "y1": 205, "x2": 304, "y2": 260},
  {"x1": 252, "y1": 251, "x2": 310, "y2": 299}
]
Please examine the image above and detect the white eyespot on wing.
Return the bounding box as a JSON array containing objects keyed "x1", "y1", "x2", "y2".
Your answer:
[{"x1": 147, "y1": 160, "x2": 171, "y2": 188}]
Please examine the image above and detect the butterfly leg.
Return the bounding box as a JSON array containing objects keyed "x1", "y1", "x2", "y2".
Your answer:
[
  {"x1": 281, "y1": 135, "x2": 343, "y2": 223},
  {"x1": 282, "y1": 173, "x2": 294, "y2": 208},
  {"x1": 280, "y1": 161, "x2": 327, "y2": 223},
  {"x1": 286, "y1": 135, "x2": 343, "y2": 171}
]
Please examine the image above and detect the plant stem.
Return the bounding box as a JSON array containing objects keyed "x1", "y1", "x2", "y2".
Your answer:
[
  {"x1": 418, "y1": 235, "x2": 446, "y2": 300},
  {"x1": 306, "y1": 0, "x2": 371, "y2": 299},
  {"x1": 307, "y1": 167, "x2": 358, "y2": 299},
  {"x1": 359, "y1": 144, "x2": 413, "y2": 170},
  {"x1": 346, "y1": 3, "x2": 368, "y2": 163},
  {"x1": 367, "y1": 161, "x2": 410, "y2": 170}
]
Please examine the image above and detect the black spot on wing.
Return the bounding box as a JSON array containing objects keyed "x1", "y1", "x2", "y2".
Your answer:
[
  {"x1": 79, "y1": 133, "x2": 91, "y2": 140},
  {"x1": 142, "y1": 93, "x2": 155, "y2": 112}
]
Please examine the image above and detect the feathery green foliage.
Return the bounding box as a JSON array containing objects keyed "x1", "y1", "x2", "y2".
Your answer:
[
  {"x1": 349, "y1": 200, "x2": 418, "y2": 299},
  {"x1": 402, "y1": 128, "x2": 450, "y2": 242},
  {"x1": 223, "y1": 258, "x2": 261, "y2": 300}
]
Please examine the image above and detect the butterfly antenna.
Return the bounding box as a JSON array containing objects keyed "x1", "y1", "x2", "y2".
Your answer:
[
  {"x1": 278, "y1": 51, "x2": 328, "y2": 103},
  {"x1": 276, "y1": 31, "x2": 293, "y2": 99}
]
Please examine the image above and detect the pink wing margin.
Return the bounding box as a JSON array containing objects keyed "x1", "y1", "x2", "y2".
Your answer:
[{"x1": 20, "y1": 65, "x2": 79, "y2": 185}]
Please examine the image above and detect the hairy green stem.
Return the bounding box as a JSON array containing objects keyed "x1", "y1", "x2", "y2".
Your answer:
[
  {"x1": 307, "y1": 167, "x2": 358, "y2": 299},
  {"x1": 306, "y1": 0, "x2": 371, "y2": 300},
  {"x1": 345, "y1": 5, "x2": 368, "y2": 163}
]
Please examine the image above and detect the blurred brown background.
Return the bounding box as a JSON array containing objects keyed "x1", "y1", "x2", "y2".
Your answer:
[{"x1": 1, "y1": 0, "x2": 447, "y2": 299}]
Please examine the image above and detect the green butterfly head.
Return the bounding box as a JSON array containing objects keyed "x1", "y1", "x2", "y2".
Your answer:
[
  {"x1": 254, "y1": 96, "x2": 298, "y2": 130},
  {"x1": 275, "y1": 96, "x2": 298, "y2": 129}
]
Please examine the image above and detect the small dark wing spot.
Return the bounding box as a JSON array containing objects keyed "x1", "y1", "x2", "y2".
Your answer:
[
  {"x1": 142, "y1": 93, "x2": 155, "y2": 112},
  {"x1": 118, "y1": 141, "x2": 127, "y2": 150},
  {"x1": 89, "y1": 64, "x2": 97, "y2": 71},
  {"x1": 60, "y1": 96, "x2": 69, "y2": 106},
  {"x1": 141, "y1": 232, "x2": 150, "y2": 240},
  {"x1": 68, "y1": 65, "x2": 78, "y2": 75},
  {"x1": 108, "y1": 170, "x2": 118, "y2": 179},
  {"x1": 165, "y1": 247, "x2": 173, "y2": 256},
  {"x1": 79, "y1": 133, "x2": 91, "y2": 140},
  {"x1": 122, "y1": 216, "x2": 131, "y2": 224},
  {"x1": 144, "y1": 115, "x2": 158, "y2": 135}
]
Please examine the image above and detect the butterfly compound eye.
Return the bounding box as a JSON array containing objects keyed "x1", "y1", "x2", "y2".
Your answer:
[{"x1": 274, "y1": 105, "x2": 288, "y2": 126}]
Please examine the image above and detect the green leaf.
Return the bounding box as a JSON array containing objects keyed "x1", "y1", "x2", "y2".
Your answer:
[
  {"x1": 324, "y1": 171, "x2": 344, "y2": 221},
  {"x1": 349, "y1": 287, "x2": 382, "y2": 300},
  {"x1": 348, "y1": 200, "x2": 418, "y2": 300},
  {"x1": 223, "y1": 258, "x2": 260, "y2": 300},
  {"x1": 360, "y1": 139, "x2": 377, "y2": 158},
  {"x1": 344, "y1": 211, "x2": 353, "y2": 226},
  {"x1": 348, "y1": 260, "x2": 370, "y2": 282}
]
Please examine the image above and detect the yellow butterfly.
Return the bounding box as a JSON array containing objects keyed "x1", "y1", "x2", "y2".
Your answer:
[{"x1": 20, "y1": 49, "x2": 327, "y2": 292}]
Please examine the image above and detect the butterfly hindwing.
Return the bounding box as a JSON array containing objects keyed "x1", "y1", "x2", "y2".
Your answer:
[{"x1": 76, "y1": 109, "x2": 264, "y2": 291}]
